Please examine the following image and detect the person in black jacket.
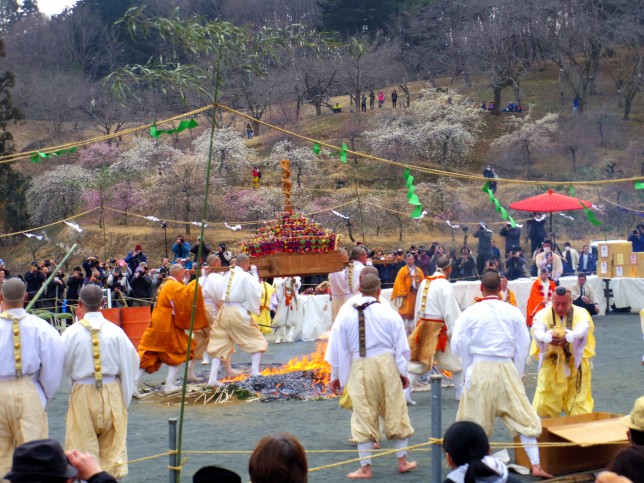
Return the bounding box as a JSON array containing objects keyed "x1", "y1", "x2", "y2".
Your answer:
[
  {"x1": 128, "y1": 266, "x2": 152, "y2": 306},
  {"x1": 24, "y1": 261, "x2": 46, "y2": 307},
  {"x1": 499, "y1": 222, "x2": 521, "y2": 255},
  {"x1": 190, "y1": 237, "x2": 212, "y2": 264},
  {"x1": 66, "y1": 267, "x2": 85, "y2": 306}
]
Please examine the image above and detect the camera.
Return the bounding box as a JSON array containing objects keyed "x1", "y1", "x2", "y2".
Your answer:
[{"x1": 110, "y1": 258, "x2": 117, "y2": 264}]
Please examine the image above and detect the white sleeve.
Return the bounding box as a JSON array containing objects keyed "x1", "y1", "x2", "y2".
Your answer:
[
  {"x1": 117, "y1": 330, "x2": 140, "y2": 407},
  {"x1": 391, "y1": 311, "x2": 410, "y2": 376},
  {"x1": 442, "y1": 284, "x2": 462, "y2": 336},
  {"x1": 532, "y1": 310, "x2": 551, "y2": 350},
  {"x1": 514, "y1": 312, "x2": 531, "y2": 376},
  {"x1": 38, "y1": 323, "x2": 65, "y2": 405}
]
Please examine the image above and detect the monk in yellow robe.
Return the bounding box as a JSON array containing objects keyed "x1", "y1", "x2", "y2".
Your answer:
[
  {"x1": 391, "y1": 253, "x2": 424, "y2": 334},
  {"x1": 253, "y1": 280, "x2": 275, "y2": 335},
  {"x1": 526, "y1": 269, "x2": 556, "y2": 327},
  {"x1": 530, "y1": 286, "x2": 596, "y2": 418},
  {"x1": 136, "y1": 264, "x2": 209, "y2": 394},
  {"x1": 499, "y1": 273, "x2": 517, "y2": 306}
]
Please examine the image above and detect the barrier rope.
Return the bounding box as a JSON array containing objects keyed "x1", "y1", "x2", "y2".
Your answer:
[
  {"x1": 0, "y1": 207, "x2": 100, "y2": 238},
  {"x1": 0, "y1": 100, "x2": 640, "y2": 187}
]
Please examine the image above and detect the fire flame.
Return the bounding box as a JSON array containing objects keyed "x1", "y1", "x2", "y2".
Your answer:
[{"x1": 222, "y1": 341, "x2": 332, "y2": 388}]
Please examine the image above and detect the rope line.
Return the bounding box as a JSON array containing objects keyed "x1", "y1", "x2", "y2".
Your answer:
[
  {"x1": 0, "y1": 207, "x2": 100, "y2": 238},
  {"x1": 212, "y1": 102, "x2": 643, "y2": 187},
  {"x1": 0, "y1": 100, "x2": 640, "y2": 186}
]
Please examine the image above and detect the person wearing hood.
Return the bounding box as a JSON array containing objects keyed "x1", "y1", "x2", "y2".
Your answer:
[
  {"x1": 61, "y1": 285, "x2": 139, "y2": 479},
  {"x1": 443, "y1": 421, "x2": 521, "y2": 483}
]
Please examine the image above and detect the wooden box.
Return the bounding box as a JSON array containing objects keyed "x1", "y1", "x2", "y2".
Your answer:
[
  {"x1": 629, "y1": 252, "x2": 644, "y2": 278},
  {"x1": 514, "y1": 412, "x2": 629, "y2": 476},
  {"x1": 251, "y1": 250, "x2": 344, "y2": 278}
]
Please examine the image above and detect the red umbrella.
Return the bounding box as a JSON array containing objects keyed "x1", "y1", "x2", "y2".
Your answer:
[{"x1": 510, "y1": 189, "x2": 592, "y2": 244}]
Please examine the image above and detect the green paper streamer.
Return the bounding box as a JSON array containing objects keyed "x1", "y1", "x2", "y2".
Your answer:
[
  {"x1": 569, "y1": 185, "x2": 575, "y2": 197},
  {"x1": 403, "y1": 167, "x2": 410, "y2": 180},
  {"x1": 508, "y1": 216, "x2": 516, "y2": 228},
  {"x1": 406, "y1": 185, "x2": 416, "y2": 199},
  {"x1": 581, "y1": 202, "x2": 602, "y2": 226},
  {"x1": 410, "y1": 205, "x2": 423, "y2": 218},
  {"x1": 500, "y1": 207, "x2": 508, "y2": 219},
  {"x1": 482, "y1": 182, "x2": 490, "y2": 193},
  {"x1": 494, "y1": 198, "x2": 501, "y2": 211},
  {"x1": 408, "y1": 194, "x2": 421, "y2": 206},
  {"x1": 635, "y1": 180, "x2": 644, "y2": 190},
  {"x1": 30, "y1": 147, "x2": 78, "y2": 163},
  {"x1": 406, "y1": 175, "x2": 414, "y2": 188},
  {"x1": 313, "y1": 143, "x2": 320, "y2": 155},
  {"x1": 340, "y1": 143, "x2": 347, "y2": 163},
  {"x1": 487, "y1": 189, "x2": 495, "y2": 202},
  {"x1": 149, "y1": 119, "x2": 199, "y2": 139}
]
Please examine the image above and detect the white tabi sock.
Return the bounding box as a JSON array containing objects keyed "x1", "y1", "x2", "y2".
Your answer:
[
  {"x1": 251, "y1": 352, "x2": 262, "y2": 376},
  {"x1": 357, "y1": 442, "x2": 373, "y2": 466},
  {"x1": 286, "y1": 325, "x2": 295, "y2": 342},
  {"x1": 452, "y1": 371, "x2": 464, "y2": 400},
  {"x1": 393, "y1": 438, "x2": 409, "y2": 459},
  {"x1": 165, "y1": 365, "x2": 181, "y2": 387},
  {"x1": 136, "y1": 368, "x2": 145, "y2": 385},
  {"x1": 202, "y1": 353, "x2": 210, "y2": 364},
  {"x1": 520, "y1": 435, "x2": 540, "y2": 466},
  {"x1": 208, "y1": 358, "x2": 222, "y2": 386},
  {"x1": 404, "y1": 373, "x2": 416, "y2": 402}
]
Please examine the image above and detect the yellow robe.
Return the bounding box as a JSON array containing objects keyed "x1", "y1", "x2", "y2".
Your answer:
[
  {"x1": 253, "y1": 281, "x2": 275, "y2": 335},
  {"x1": 391, "y1": 265, "x2": 424, "y2": 319},
  {"x1": 138, "y1": 278, "x2": 210, "y2": 373},
  {"x1": 530, "y1": 306, "x2": 596, "y2": 418}
]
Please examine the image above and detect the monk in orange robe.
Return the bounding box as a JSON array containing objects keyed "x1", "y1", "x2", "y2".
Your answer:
[
  {"x1": 136, "y1": 264, "x2": 210, "y2": 395},
  {"x1": 499, "y1": 273, "x2": 517, "y2": 306},
  {"x1": 526, "y1": 268, "x2": 556, "y2": 327},
  {"x1": 391, "y1": 253, "x2": 424, "y2": 333}
]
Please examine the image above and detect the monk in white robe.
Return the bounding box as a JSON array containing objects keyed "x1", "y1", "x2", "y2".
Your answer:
[
  {"x1": 329, "y1": 246, "x2": 367, "y2": 322},
  {"x1": 451, "y1": 271, "x2": 551, "y2": 478},
  {"x1": 0, "y1": 279, "x2": 65, "y2": 477},
  {"x1": 62, "y1": 285, "x2": 139, "y2": 479},
  {"x1": 407, "y1": 256, "x2": 463, "y2": 403},
  {"x1": 207, "y1": 254, "x2": 267, "y2": 386},
  {"x1": 325, "y1": 273, "x2": 417, "y2": 479}
]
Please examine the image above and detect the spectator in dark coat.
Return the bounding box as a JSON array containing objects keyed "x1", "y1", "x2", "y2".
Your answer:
[
  {"x1": 499, "y1": 222, "x2": 521, "y2": 255},
  {"x1": 24, "y1": 261, "x2": 46, "y2": 305},
  {"x1": 172, "y1": 236, "x2": 190, "y2": 261},
  {"x1": 190, "y1": 237, "x2": 212, "y2": 264},
  {"x1": 124, "y1": 244, "x2": 147, "y2": 272}
]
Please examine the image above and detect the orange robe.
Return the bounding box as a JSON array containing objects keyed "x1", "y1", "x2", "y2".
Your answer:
[
  {"x1": 526, "y1": 279, "x2": 556, "y2": 327},
  {"x1": 138, "y1": 278, "x2": 210, "y2": 373},
  {"x1": 391, "y1": 265, "x2": 424, "y2": 319}
]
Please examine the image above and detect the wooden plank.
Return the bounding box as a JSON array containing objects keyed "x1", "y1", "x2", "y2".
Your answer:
[
  {"x1": 251, "y1": 251, "x2": 344, "y2": 278},
  {"x1": 548, "y1": 419, "x2": 628, "y2": 447}
]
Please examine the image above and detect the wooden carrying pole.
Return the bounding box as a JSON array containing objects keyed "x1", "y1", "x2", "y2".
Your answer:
[{"x1": 280, "y1": 159, "x2": 292, "y2": 213}]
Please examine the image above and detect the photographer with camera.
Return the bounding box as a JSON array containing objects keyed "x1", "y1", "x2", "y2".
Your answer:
[
  {"x1": 128, "y1": 264, "x2": 152, "y2": 307},
  {"x1": 473, "y1": 223, "x2": 493, "y2": 277},
  {"x1": 66, "y1": 267, "x2": 85, "y2": 306},
  {"x1": 43, "y1": 266, "x2": 66, "y2": 312},
  {"x1": 107, "y1": 261, "x2": 132, "y2": 307},
  {"x1": 190, "y1": 236, "x2": 212, "y2": 264},
  {"x1": 82, "y1": 256, "x2": 104, "y2": 283},
  {"x1": 453, "y1": 247, "x2": 477, "y2": 281},
  {"x1": 172, "y1": 236, "x2": 190, "y2": 262},
  {"x1": 24, "y1": 261, "x2": 46, "y2": 307},
  {"x1": 505, "y1": 249, "x2": 526, "y2": 280},
  {"x1": 124, "y1": 244, "x2": 147, "y2": 273}
]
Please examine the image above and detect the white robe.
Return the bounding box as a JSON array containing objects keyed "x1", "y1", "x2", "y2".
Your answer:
[
  {"x1": 325, "y1": 295, "x2": 409, "y2": 388},
  {"x1": 61, "y1": 311, "x2": 140, "y2": 406},
  {"x1": 451, "y1": 297, "x2": 530, "y2": 385},
  {"x1": 329, "y1": 260, "x2": 366, "y2": 298},
  {"x1": 0, "y1": 308, "x2": 64, "y2": 407},
  {"x1": 202, "y1": 271, "x2": 224, "y2": 315},
  {"x1": 271, "y1": 277, "x2": 305, "y2": 329},
  {"x1": 214, "y1": 266, "x2": 261, "y2": 316}
]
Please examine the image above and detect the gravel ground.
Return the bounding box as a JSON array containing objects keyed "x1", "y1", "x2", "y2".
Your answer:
[{"x1": 46, "y1": 312, "x2": 643, "y2": 482}]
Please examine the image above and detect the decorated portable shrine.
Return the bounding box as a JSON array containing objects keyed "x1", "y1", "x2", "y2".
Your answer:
[{"x1": 238, "y1": 159, "x2": 344, "y2": 278}]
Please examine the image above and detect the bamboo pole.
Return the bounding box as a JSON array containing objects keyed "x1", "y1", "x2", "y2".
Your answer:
[{"x1": 25, "y1": 244, "x2": 78, "y2": 312}]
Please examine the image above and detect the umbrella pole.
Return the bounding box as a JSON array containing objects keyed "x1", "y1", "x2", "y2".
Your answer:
[{"x1": 550, "y1": 212, "x2": 562, "y2": 256}]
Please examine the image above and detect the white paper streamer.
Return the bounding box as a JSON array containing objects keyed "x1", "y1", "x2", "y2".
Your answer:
[
  {"x1": 445, "y1": 220, "x2": 460, "y2": 229},
  {"x1": 412, "y1": 210, "x2": 428, "y2": 220},
  {"x1": 144, "y1": 215, "x2": 160, "y2": 222},
  {"x1": 64, "y1": 221, "x2": 83, "y2": 232},
  {"x1": 224, "y1": 223, "x2": 242, "y2": 231},
  {"x1": 557, "y1": 213, "x2": 574, "y2": 221},
  {"x1": 191, "y1": 221, "x2": 208, "y2": 227},
  {"x1": 478, "y1": 222, "x2": 493, "y2": 233},
  {"x1": 332, "y1": 210, "x2": 349, "y2": 220},
  {"x1": 534, "y1": 214, "x2": 547, "y2": 222},
  {"x1": 24, "y1": 233, "x2": 44, "y2": 240}
]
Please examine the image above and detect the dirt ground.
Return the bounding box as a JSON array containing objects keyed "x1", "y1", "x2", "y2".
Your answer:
[{"x1": 46, "y1": 312, "x2": 643, "y2": 482}]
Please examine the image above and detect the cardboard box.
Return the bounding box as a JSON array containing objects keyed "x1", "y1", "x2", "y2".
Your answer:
[
  {"x1": 598, "y1": 241, "x2": 633, "y2": 262},
  {"x1": 514, "y1": 412, "x2": 629, "y2": 475},
  {"x1": 613, "y1": 265, "x2": 625, "y2": 278},
  {"x1": 629, "y1": 252, "x2": 644, "y2": 278},
  {"x1": 598, "y1": 260, "x2": 613, "y2": 278}
]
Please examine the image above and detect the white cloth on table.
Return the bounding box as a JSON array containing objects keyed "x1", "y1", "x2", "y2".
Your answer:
[
  {"x1": 610, "y1": 278, "x2": 644, "y2": 311},
  {"x1": 0, "y1": 308, "x2": 64, "y2": 407},
  {"x1": 324, "y1": 295, "x2": 409, "y2": 387},
  {"x1": 61, "y1": 311, "x2": 140, "y2": 407}
]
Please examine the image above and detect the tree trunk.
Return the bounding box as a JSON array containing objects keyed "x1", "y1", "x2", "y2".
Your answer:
[
  {"x1": 314, "y1": 98, "x2": 322, "y2": 116},
  {"x1": 493, "y1": 86, "x2": 502, "y2": 115}
]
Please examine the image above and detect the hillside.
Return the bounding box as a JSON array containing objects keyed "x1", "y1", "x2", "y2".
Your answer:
[{"x1": 2, "y1": 58, "x2": 643, "y2": 272}]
